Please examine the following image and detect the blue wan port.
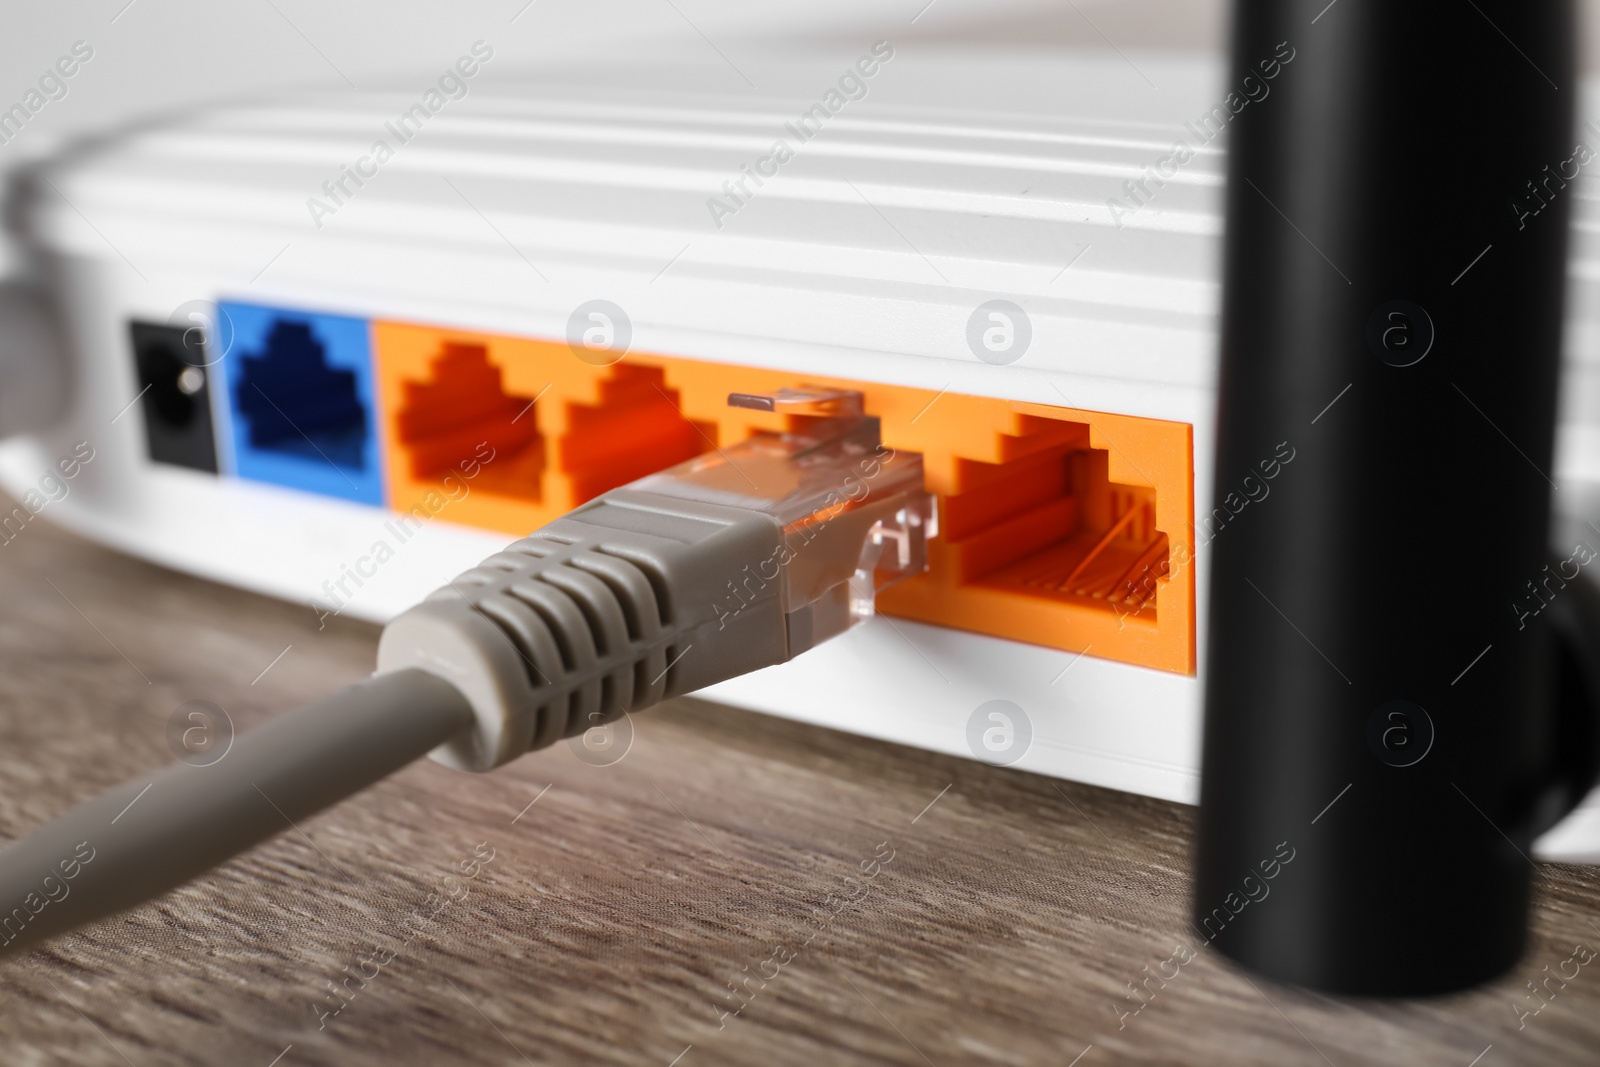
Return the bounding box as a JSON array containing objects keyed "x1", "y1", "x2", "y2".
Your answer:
[{"x1": 217, "y1": 302, "x2": 383, "y2": 505}]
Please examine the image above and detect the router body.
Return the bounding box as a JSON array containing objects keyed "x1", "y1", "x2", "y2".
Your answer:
[{"x1": 6, "y1": 49, "x2": 1600, "y2": 859}]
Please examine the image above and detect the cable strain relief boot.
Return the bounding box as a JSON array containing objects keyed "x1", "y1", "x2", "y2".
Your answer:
[{"x1": 377, "y1": 494, "x2": 785, "y2": 772}]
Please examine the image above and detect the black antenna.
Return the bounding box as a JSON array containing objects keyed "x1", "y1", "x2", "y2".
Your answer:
[{"x1": 1197, "y1": 0, "x2": 1597, "y2": 994}]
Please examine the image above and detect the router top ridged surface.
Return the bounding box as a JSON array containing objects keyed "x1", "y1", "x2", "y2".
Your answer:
[
  {"x1": 17, "y1": 51, "x2": 1228, "y2": 391},
  {"x1": 17, "y1": 52, "x2": 1600, "y2": 421}
]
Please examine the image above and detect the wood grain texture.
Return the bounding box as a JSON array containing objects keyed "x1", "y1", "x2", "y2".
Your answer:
[{"x1": 1, "y1": 516, "x2": 1598, "y2": 1066}]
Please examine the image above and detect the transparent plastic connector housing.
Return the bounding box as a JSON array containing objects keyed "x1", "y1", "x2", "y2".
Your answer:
[{"x1": 637, "y1": 387, "x2": 937, "y2": 653}]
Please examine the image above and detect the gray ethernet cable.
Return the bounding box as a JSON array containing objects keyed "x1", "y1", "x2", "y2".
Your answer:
[{"x1": 0, "y1": 388, "x2": 933, "y2": 956}]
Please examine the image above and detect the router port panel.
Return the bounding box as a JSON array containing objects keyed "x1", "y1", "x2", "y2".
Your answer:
[{"x1": 370, "y1": 319, "x2": 1195, "y2": 675}]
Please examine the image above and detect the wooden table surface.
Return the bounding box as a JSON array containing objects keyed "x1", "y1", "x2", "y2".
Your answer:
[{"x1": 2, "y1": 516, "x2": 1599, "y2": 1066}]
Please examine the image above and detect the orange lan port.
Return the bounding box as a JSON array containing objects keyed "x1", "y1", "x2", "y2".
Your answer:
[
  {"x1": 877, "y1": 406, "x2": 1193, "y2": 675},
  {"x1": 392, "y1": 341, "x2": 544, "y2": 510}
]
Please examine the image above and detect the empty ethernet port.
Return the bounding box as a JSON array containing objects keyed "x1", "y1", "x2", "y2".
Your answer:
[
  {"x1": 219, "y1": 303, "x2": 384, "y2": 505},
  {"x1": 235, "y1": 321, "x2": 365, "y2": 466},
  {"x1": 128, "y1": 321, "x2": 218, "y2": 473},
  {"x1": 880, "y1": 410, "x2": 1187, "y2": 672},
  {"x1": 398, "y1": 342, "x2": 544, "y2": 498},
  {"x1": 561, "y1": 364, "x2": 715, "y2": 504},
  {"x1": 946, "y1": 416, "x2": 1168, "y2": 614}
]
